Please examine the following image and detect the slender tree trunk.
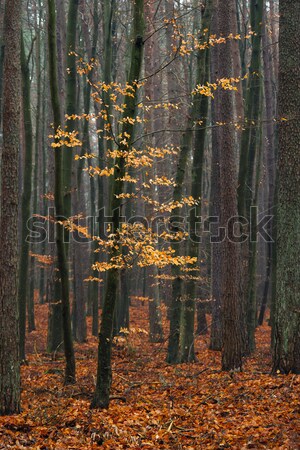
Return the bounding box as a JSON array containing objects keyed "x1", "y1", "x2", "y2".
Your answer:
[
  {"x1": 237, "y1": 0, "x2": 263, "y2": 354},
  {"x1": 39, "y1": 28, "x2": 48, "y2": 305},
  {"x1": 64, "y1": 0, "x2": 82, "y2": 341},
  {"x1": 64, "y1": 0, "x2": 79, "y2": 218},
  {"x1": 180, "y1": 0, "x2": 211, "y2": 363},
  {"x1": 91, "y1": 0, "x2": 144, "y2": 409},
  {"x1": 28, "y1": 0, "x2": 43, "y2": 329},
  {"x1": 0, "y1": 0, "x2": 5, "y2": 132},
  {"x1": 47, "y1": 0, "x2": 76, "y2": 384},
  {"x1": 18, "y1": 32, "x2": 34, "y2": 360},
  {"x1": 166, "y1": 128, "x2": 191, "y2": 364},
  {"x1": 258, "y1": 5, "x2": 276, "y2": 325},
  {"x1": 80, "y1": 0, "x2": 99, "y2": 335},
  {"x1": 0, "y1": 0, "x2": 21, "y2": 415},
  {"x1": 148, "y1": 266, "x2": 164, "y2": 343},
  {"x1": 47, "y1": 0, "x2": 65, "y2": 350},
  {"x1": 144, "y1": 0, "x2": 163, "y2": 344},
  {"x1": 209, "y1": 6, "x2": 222, "y2": 351}
]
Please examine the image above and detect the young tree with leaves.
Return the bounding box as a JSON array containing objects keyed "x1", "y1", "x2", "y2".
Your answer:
[{"x1": 91, "y1": 0, "x2": 145, "y2": 409}]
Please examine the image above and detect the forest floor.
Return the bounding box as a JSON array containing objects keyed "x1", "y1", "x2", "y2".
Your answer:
[{"x1": 0, "y1": 297, "x2": 299, "y2": 450}]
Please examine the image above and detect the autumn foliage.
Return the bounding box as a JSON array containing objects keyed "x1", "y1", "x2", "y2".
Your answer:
[{"x1": 0, "y1": 298, "x2": 298, "y2": 449}]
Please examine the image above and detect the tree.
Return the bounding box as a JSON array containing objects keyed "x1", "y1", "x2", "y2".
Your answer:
[
  {"x1": 144, "y1": 0, "x2": 164, "y2": 344},
  {"x1": 166, "y1": 126, "x2": 191, "y2": 364},
  {"x1": 258, "y1": 1, "x2": 277, "y2": 326},
  {"x1": 0, "y1": 0, "x2": 22, "y2": 415},
  {"x1": 237, "y1": 0, "x2": 263, "y2": 354},
  {"x1": 180, "y1": 0, "x2": 211, "y2": 363},
  {"x1": 18, "y1": 32, "x2": 34, "y2": 361},
  {"x1": 47, "y1": 0, "x2": 76, "y2": 384},
  {"x1": 91, "y1": 0, "x2": 145, "y2": 409},
  {"x1": 272, "y1": 0, "x2": 300, "y2": 374},
  {"x1": 216, "y1": 0, "x2": 243, "y2": 371},
  {"x1": 209, "y1": 4, "x2": 222, "y2": 352}
]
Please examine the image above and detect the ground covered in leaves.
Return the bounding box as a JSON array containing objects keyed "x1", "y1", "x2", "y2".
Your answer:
[{"x1": 0, "y1": 299, "x2": 299, "y2": 449}]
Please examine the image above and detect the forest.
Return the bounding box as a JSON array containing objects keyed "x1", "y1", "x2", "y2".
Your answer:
[{"x1": 0, "y1": 0, "x2": 299, "y2": 448}]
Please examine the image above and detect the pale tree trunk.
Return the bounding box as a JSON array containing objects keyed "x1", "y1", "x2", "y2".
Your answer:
[
  {"x1": 180, "y1": 0, "x2": 211, "y2": 363},
  {"x1": 0, "y1": 0, "x2": 21, "y2": 415},
  {"x1": 29, "y1": 0, "x2": 43, "y2": 327},
  {"x1": 81, "y1": 0, "x2": 99, "y2": 335},
  {"x1": 164, "y1": 0, "x2": 180, "y2": 181},
  {"x1": 144, "y1": 0, "x2": 164, "y2": 344},
  {"x1": 269, "y1": 0, "x2": 278, "y2": 82}
]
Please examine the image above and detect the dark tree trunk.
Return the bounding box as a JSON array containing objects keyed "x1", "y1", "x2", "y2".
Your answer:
[
  {"x1": 272, "y1": 0, "x2": 300, "y2": 375},
  {"x1": 166, "y1": 130, "x2": 191, "y2": 364},
  {"x1": 47, "y1": 0, "x2": 76, "y2": 384},
  {"x1": 237, "y1": 0, "x2": 263, "y2": 354},
  {"x1": 0, "y1": 0, "x2": 21, "y2": 415}
]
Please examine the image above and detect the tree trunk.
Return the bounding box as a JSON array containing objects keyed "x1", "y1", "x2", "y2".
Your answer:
[
  {"x1": 144, "y1": 0, "x2": 163, "y2": 345},
  {"x1": 166, "y1": 130, "x2": 191, "y2": 364},
  {"x1": 217, "y1": 0, "x2": 243, "y2": 371},
  {"x1": 237, "y1": 0, "x2": 263, "y2": 354},
  {"x1": 47, "y1": 0, "x2": 76, "y2": 383},
  {"x1": 209, "y1": 5, "x2": 222, "y2": 351},
  {"x1": 91, "y1": 0, "x2": 144, "y2": 409},
  {"x1": 81, "y1": 0, "x2": 99, "y2": 336},
  {"x1": 18, "y1": 32, "x2": 34, "y2": 360},
  {"x1": 180, "y1": 0, "x2": 211, "y2": 363},
  {"x1": 0, "y1": 0, "x2": 21, "y2": 415},
  {"x1": 258, "y1": 5, "x2": 276, "y2": 326},
  {"x1": 272, "y1": 0, "x2": 300, "y2": 375}
]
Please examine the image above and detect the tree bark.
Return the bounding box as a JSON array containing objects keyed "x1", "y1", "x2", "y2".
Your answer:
[
  {"x1": 272, "y1": 0, "x2": 300, "y2": 374},
  {"x1": 0, "y1": 0, "x2": 21, "y2": 415},
  {"x1": 209, "y1": 4, "x2": 222, "y2": 352},
  {"x1": 217, "y1": 0, "x2": 243, "y2": 371}
]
